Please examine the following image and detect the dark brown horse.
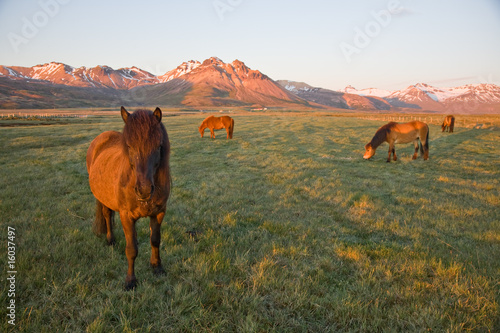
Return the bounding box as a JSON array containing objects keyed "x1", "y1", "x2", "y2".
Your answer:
[
  {"x1": 86, "y1": 107, "x2": 170, "y2": 290},
  {"x1": 441, "y1": 115, "x2": 455, "y2": 133},
  {"x1": 199, "y1": 115, "x2": 234, "y2": 139},
  {"x1": 363, "y1": 121, "x2": 429, "y2": 162}
]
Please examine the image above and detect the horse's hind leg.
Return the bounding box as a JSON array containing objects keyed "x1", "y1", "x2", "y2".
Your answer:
[
  {"x1": 422, "y1": 137, "x2": 429, "y2": 160},
  {"x1": 150, "y1": 211, "x2": 165, "y2": 276},
  {"x1": 412, "y1": 140, "x2": 419, "y2": 160},
  {"x1": 423, "y1": 143, "x2": 429, "y2": 160},
  {"x1": 93, "y1": 200, "x2": 115, "y2": 245},
  {"x1": 225, "y1": 127, "x2": 230, "y2": 139},
  {"x1": 103, "y1": 206, "x2": 115, "y2": 245}
]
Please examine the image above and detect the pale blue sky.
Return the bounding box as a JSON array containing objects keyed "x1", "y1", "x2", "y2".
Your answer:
[{"x1": 0, "y1": 0, "x2": 499, "y2": 90}]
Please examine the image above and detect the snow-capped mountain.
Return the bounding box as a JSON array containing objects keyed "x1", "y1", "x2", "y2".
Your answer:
[
  {"x1": 0, "y1": 62, "x2": 158, "y2": 89},
  {"x1": 341, "y1": 83, "x2": 500, "y2": 111},
  {"x1": 340, "y1": 85, "x2": 392, "y2": 98},
  {"x1": 0, "y1": 58, "x2": 304, "y2": 108},
  {"x1": 443, "y1": 84, "x2": 500, "y2": 103},
  {"x1": 277, "y1": 80, "x2": 392, "y2": 110},
  {"x1": 277, "y1": 80, "x2": 315, "y2": 93},
  {"x1": 158, "y1": 60, "x2": 201, "y2": 83},
  {"x1": 151, "y1": 57, "x2": 303, "y2": 106},
  {"x1": 1, "y1": 58, "x2": 499, "y2": 112}
]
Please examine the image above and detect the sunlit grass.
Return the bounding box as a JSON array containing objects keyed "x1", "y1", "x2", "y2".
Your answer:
[{"x1": 0, "y1": 113, "x2": 498, "y2": 332}]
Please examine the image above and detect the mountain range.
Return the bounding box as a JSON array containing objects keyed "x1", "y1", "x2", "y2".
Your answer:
[
  {"x1": 1, "y1": 57, "x2": 499, "y2": 113},
  {"x1": 280, "y1": 81, "x2": 500, "y2": 113}
]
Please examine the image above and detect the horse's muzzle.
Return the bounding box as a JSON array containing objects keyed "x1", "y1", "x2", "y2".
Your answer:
[{"x1": 135, "y1": 184, "x2": 155, "y2": 202}]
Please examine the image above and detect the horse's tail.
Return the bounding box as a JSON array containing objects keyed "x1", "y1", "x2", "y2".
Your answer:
[
  {"x1": 229, "y1": 118, "x2": 234, "y2": 139},
  {"x1": 422, "y1": 126, "x2": 429, "y2": 156},
  {"x1": 450, "y1": 117, "x2": 455, "y2": 132},
  {"x1": 93, "y1": 200, "x2": 108, "y2": 236},
  {"x1": 419, "y1": 126, "x2": 428, "y2": 153}
]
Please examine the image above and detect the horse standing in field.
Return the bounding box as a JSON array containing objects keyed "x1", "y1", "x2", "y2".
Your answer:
[
  {"x1": 441, "y1": 115, "x2": 455, "y2": 133},
  {"x1": 199, "y1": 115, "x2": 234, "y2": 139},
  {"x1": 86, "y1": 107, "x2": 171, "y2": 290},
  {"x1": 363, "y1": 121, "x2": 429, "y2": 162}
]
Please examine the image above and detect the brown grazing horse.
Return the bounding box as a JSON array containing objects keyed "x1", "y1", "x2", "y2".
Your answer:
[
  {"x1": 87, "y1": 107, "x2": 171, "y2": 290},
  {"x1": 199, "y1": 115, "x2": 234, "y2": 139},
  {"x1": 363, "y1": 121, "x2": 429, "y2": 162},
  {"x1": 441, "y1": 115, "x2": 455, "y2": 133}
]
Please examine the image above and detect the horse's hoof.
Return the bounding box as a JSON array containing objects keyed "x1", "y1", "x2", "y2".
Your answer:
[
  {"x1": 386, "y1": 160, "x2": 391, "y2": 163},
  {"x1": 107, "y1": 238, "x2": 116, "y2": 246},
  {"x1": 124, "y1": 276, "x2": 137, "y2": 291},
  {"x1": 152, "y1": 265, "x2": 166, "y2": 276}
]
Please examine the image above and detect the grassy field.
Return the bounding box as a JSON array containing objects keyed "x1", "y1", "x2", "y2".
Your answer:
[{"x1": 0, "y1": 112, "x2": 499, "y2": 332}]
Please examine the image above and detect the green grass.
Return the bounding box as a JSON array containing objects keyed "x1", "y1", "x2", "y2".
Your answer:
[{"x1": 0, "y1": 113, "x2": 499, "y2": 332}]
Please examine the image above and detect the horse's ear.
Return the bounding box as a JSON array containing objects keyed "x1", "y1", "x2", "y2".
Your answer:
[
  {"x1": 154, "y1": 107, "x2": 162, "y2": 122},
  {"x1": 121, "y1": 106, "x2": 130, "y2": 123}
]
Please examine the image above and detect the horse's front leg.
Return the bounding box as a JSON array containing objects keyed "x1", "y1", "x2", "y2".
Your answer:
[
  {"x1": 150, "y1": 211, "x2": 165, "y2": 276},
  {"x1": 120, "y1": 212, "x2": 138, "y2": 290},
  {"x1": 210, "y1": 129, "x2": 215, "y2": 139}
]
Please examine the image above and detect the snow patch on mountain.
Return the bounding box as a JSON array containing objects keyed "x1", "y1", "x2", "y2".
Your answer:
[
  {"x1": 341, "y1": 85, "x2": 392, "y2": 98},
  {"x1": 159, "y1": 60, "x2": 201, "y2": 82}
]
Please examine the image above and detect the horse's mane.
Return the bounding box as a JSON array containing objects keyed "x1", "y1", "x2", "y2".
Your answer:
[
  {"x1": 199, "y1": 115, "x2": 214, "y2": 127},
  {"x1": 123, "y1": 109, "x2": 170, "y2": 187},
  {"x1": 123, "y1": 110, "x2": 166, "y2": 153},
  {"x1": 370, "y1": 122, "x2": 396, "y2": 149}
]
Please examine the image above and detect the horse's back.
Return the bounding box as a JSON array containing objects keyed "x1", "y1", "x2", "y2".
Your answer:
[
  {"x1": 205, "y1": 115, "x2": 232, "y2": 129},
  {"x1": 414, "y1": 121, "x2": 429, "y2": 134},
  {"x1": 396, "y1": 121, "x2": 427, "y2": 132},
  {"x1": 392, "y1": 121, "x2": 428, "y2": 143},
  {"x1": 86, "y1": 131, "x2": 122, "y2": 171}
]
